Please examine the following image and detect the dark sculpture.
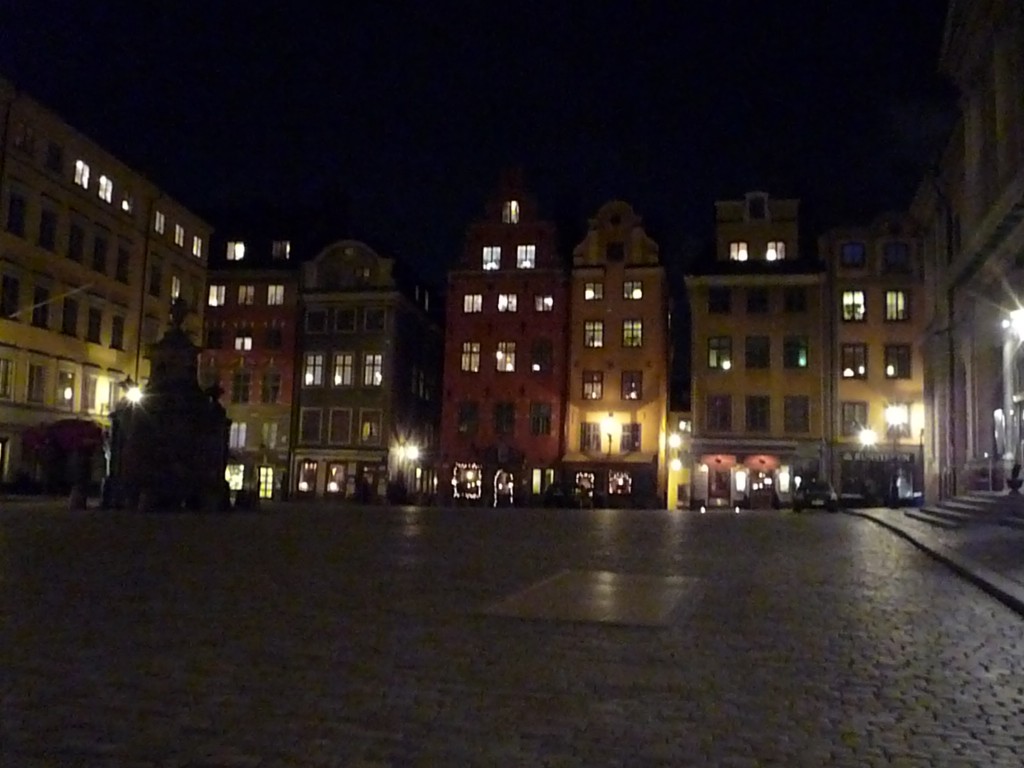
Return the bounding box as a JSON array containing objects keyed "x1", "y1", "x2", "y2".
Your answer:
[{"x1": 103, "y1": 298, "x2": 230, "y2": 511}]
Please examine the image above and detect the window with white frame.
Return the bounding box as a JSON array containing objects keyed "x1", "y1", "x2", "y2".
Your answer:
[
  {"x1": 229, "y1": 421, "x2": 247, "y2": 449},
  {"x1": 766, "y1": 240, "x2": 786, "y2": 261},
  {"x1": 496, "y1": 341, "x2": 516, "y2": 372},
  {"x1": 208, "y1": 284, "x2": 225, "y2": 306},
  {"x1": 238, "y1": 285, "x2": 255, "y2": 305},
  {"x1": 226, "y1": 241, "x2": 245, "y2": 261},
  {"x1": 173, "y1": 224, "x2": 184, "y2": 247},
  {"x1": 192, "y1": 235, "x2": 203, "y2": 258},
  {"x1": 463, "y1": 294, "x2": 482, "y2": 313},
  {"x1": 497, "y1": 293, "x2": 517, "y2": 312},
  {"x1": 516, "y1": 244, "x2": 536, "y2": 269},
  {"x1": 841, "y1": 290, "x2": 866, "y2": 321},
  {"x1": 332, "y1": 353, "x2": 354, "y2": 386},
  {"x1": 171, "y1": 275, "x2": 181, "y2": 299},
  {"x1": 154, "y1": 210, "x2": 165, "y2": 233},
  {"x1": 729, "y1": 241, "x2": 748, "y2": 261},
  {"x1": 97, "y1": 175, "x2": 113, "y2": 202},
  {"x1": 623, "y1": 280, "x2": 643, "y2": 300},
  {"x1": 74, "y1": 160, "x2": 90, "y2": 188},
  {"x1": 502, "y1": 200, "x2": 519, "y2": 223},
  {"x1": 267, "y1": 284, "x2": 284, "y2": 305},
  {"x1": 584, "y1": 320, "x2": 604, "y2": 348},
  {"x1": 303, "y1": 353, "x2": 324, "y2": 386},
  {"x1": 584, "y1": 282, "x2": 603, "y2": 300},
  {"x1": 234, "y1": 330, "x2": 253, "y2": 351},
  {"x1": 362, "y1": 353, "x2": 383, "y2": 386},
  {"x1": 482, "y1": 246, "x2": 501, "y2": 270},
  {"x1": 534, "y1": 294, "x2": 553, "y2": 311},
  {"x1": 461, "y1": 342, "x2": 480, "y2": 372}
]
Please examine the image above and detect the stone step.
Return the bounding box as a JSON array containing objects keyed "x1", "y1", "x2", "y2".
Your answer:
[
  {"x1": 999, "y1": 514, "x2": 1024, "y2": 530},
  {"x1": 904, "y1": 509, "x2": 962, "y2": 529},
  {"x1": 918, "y1": 505, "x2": 984, "y2": 524},
  {"x1": 942, "y1": 497, "x2": 1002, "y2": 513}
]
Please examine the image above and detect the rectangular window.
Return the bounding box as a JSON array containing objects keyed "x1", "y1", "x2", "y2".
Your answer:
[
  {"x1": 238, "y1": 285, "x2": 255, "y2": 306},
  {"x1": 67, "y1": 222, "x2": 85, "y2": 261},
  {"x1": 57, "y1": 370, "x2": 75, "y2": 409},
  {"x1": 300, "y1": 409, "x2": 322, "y2": 443},
  {"x1": 262, "y1": 421, "x2": 279, "y2": 449},
  {"x1": 529, "y1": 402, "x2": 552, "y2": 435},
  {"x1": 884, "y1": 290, "x2": 909, "y2": 321},
  {"x1": 482, "y1": 246, "x2": 501, "y2": 270},
  {"x1": 494, "y1": 402, "x2": 515, "y2": 435},
  {"x1": 228, "y1": 422, "x2": 247, "y2": 449},
  {"x1": 148, "y1": 264, "x2": 162, "y2": 297},
  {"x1": 584, "y1": 282, "x2": 603, "y2": 300},
  {"x1": 86, "y1": 307, "x2": 102, "y2": 343},
  {"x1": 267, "y1": 284, "x2": 284, "y2": 305},
  {"x1": 729, "y1": 241, "x2": 748, "y2": 261},
  {"x1": 328, "y1": 408, "x2": 353, "y2": 444},
  {"x1": 5, "y1": 191, "x2": 26, "y2": 236},
  {"x1": 708, "y1": 336, "x2": 732, "y2": 370},
  {"x1": 261, "y1": 372, "x2": 281, "y2": 403},
  {"x1": 582, "y1": 370, "x2": 603, "y2": 400},
  {"x1": 886, "y1": 403, "x2": 911, "y2": 438},
  {"x1": 463, "y1": 294, "x2": 482, "y2": 313},
  {"x1": 362, "y1": 353, "x2": 383, "y2": 386},
  {"x1": 31, "y1": 286, "x2": 49, "y2": 328},
  {"x1": 233, "y1": 330, "x2": 253, "y2": 351},
  {"x1": 707, "y1": 395, "x2": 732, "y2": 431},
  {"x1": 623, "y1": 280, "x2": 643, "y2": 300},
  {"x1": 45, "y1": 141, "x2": 63, "y2": 173},
  {"x1": 534, "y1": 294, "x2": 554, "y2": 312},
  {"x1": 231, "y1": 369, "x2": 252, "y2": 403},
  {"x1": 173, "y1": 224, "x2": 185, "y2": 247},
  {"x1": 840, "y1": 242, "x2": 866, "y2": 268},
  {"x1": 82, "y1": 372, "x2": 98, "y2": 411},
  {"x1": 38, "y1": 208, "x2": 57, "y2": 250},
  {"x1": 621, "y1": 370, "x2": 643, "y2": 400},
  {"x1": 784, "y1": 396, "x2": 810, "y2": 433},
  {"x1": 622, "y1": 320, "x2": 643, "y2": 347},
  {"x1": 745, "y1": 335, "x2": 770, "y2": 369},
  {"x1": 61, "y1": 297, "x2": 78, "y2": 336},
  {"x1": 841, "y1": 402, "x2": 868, "y2": 436},
  {"x1": 111, "y1": 316, "x2": 125, "y2": 349},
  {"x1": 745, "y1": 395, "x2": 771, "y2": 432},
  {"x1": 746, "y1": 288, "x2": 769, "y2": 313},
  {"x1": 882, "y1": 242, "x2": 910, "y2": 273},
  {"x1": 335, "y1": 308, "x2": 356, "y2": 331},
  {"x1": 115, "y1": 246, "x2": 130, "y2": 283},
  {"x1": 497, "y1": 293, "x2": 517, "y2": 312},
  {"x1": 584, "y1": 320, "x2": 604, "y2": 348},
  {"x1": 457, "y1": 401, "x2": 479, "y2": 435},
  {"x1": 884, "y1": 344, "x2": 912, "y2": 379},
  {"x1": 272, "y1": 240, "x2": 291, "y2": 260},
  {"x1": 171, "y1": 275, "x2": 182, "y2": 299},
  {"x1": 496, "y1": 341, "x2": 516, "y2": 372},
  {"x1": 364, "y1": 308, "x2": 386, "y2": 330},
  {"x1": 783, "y1": 287, "x2": 807, "y2": 313},
  {"x1": 359, "y1": 409, "x2": 382, "y2": 444},
  {"x1": 208, "y1": 285, "x2": 226, "y2": 306},
  {"x1": 27, "y1": 363, "x2": 46, "y2": 403},
  {"x1": 265, "y1": 325, "x2": 283, "y2": 349},
  {"x1": 620, "y1": 423, "x2": 642, "y2": 452},
  {"x1": 97, "y1": 175, "x2": 113, "y2": 203},
  {"x1": 841, "y1": 290, "x2": 866, "y2": 321},
  {"x1": 226, "y1": 241, "x2": 245, "y2": 261},
  {"x1": 708, "y1": 287, "x2": 731, "y2": 313},
  {"x1": 841, "y1": 344, "x2": 868, "y2": 379},
  {"x1": 530, "y1": 338, "x2": 552, "y2": 372},
  {"x1": 74, "y1": 159, "x2": 90, "y2": 188},
  {"x1": 461, "y1": 341, "x2": 481, "y2": 372},
  {"x1": 1, "y1": 275, "x2": 20, "y2": 319},
  {"x1": 303, "y1": 353, "x2": 324, "y2": 386},
  {"x1": 92, "y1": 234, "x2": 108, "y2": 273},
  {"x1": 154, "y1": 210, "x2": 165, "y2": 234},
  {"x1": 121, "y1": 194, "x2": 134, "y2": 214},
  {"x1": 766, "y1": 240, "x2": 785, "y2": 261},
  {"x1": 0, "y1": 358, "x2": 12, "y2": 399},
  {"x1": 580, "y1": 422, "x2": 602, "y2": 452},
  {"x1": 332, "y1": 353, "x2": 354, "y2": 386},
  {"x1": 783, "y1": 336, "x2": 809, "y2": 368},
  {"x1": 516, "y1": 244, "x2": 536, "y2": 269},
  {"x1": 304, "y1": 309, "x2": 326, "y2": 332}
]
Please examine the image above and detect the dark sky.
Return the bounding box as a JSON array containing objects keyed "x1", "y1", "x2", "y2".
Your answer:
[{"x1": 3, "y1": 1, "x2": 955, "y2": 285}]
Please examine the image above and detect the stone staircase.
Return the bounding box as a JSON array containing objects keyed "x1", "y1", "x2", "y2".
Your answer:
[{"x1": 904, "y1": 492, "x2": 1024, "y2": 530}]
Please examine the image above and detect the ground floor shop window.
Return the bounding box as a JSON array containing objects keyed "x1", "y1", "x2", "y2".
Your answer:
[
  {"x1": 609, "y1": 470, "x2": 632, "y2": 495},
  {"x1": 225, "y1": 463, "x2": 245, "y2": 491},
  {"x1": 575, "y1": 471, "x2": 595, "y2": 500},
  {"x1": 452, "y1": 462, "x2": 482, "y2": 499},
  {"x1": 297, "y1": 460, "x2": 317, "y2": 492},
  {"x1": 493, "y1": 470, "x2": 514, "y2": 506},
  {"x1": 531, "y1": 467, "x2": 555, "y2": 494},
  {"x1": 326, "y1": 462, "x2": 346, "y2": 494}
]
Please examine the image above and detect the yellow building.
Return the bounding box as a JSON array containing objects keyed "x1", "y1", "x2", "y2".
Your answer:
[
  {"x1": 561, "y1": 201, "x2": 669, "y2": 507},
  {"x1": 0, "y1": 77, "x2": 211, "y2": 484},
  {"x1": 666, "y1": 409, "x2": 693, "y2": 510},
  {"x1": 820, "y1": 215, "x2": 925, "y2": 504},
  {"x1": 686, "y1": 192, "x2": 828, "y2": 509}
]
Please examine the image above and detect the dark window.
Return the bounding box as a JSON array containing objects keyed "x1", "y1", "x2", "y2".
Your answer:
[
  {"x1": 148, "y1": 264, "x2": 162, "y2": 297},
  {"x1": 841, "y1": 402, "x2": 868, "y2": 436},
  {"x1": 61, "y1": 297, "x2": 78, "y2": 336},
  {"x1": 31, "y1": 286, "x2": 49, "y2": 328},
  {"x1": 783, "y1": 336, "x2": 809, "y2": 368},
  {"x1": 620, "y1": 423, "x2": 641, "y2": 451},
  {"x1": 747, "y1": 195, "x2": 766, "y2": 219},
  {"x1": 621, "y1": 370, "x2": 643, "y2": 400},
  {"x1": 529, "y1": 402, "x2": 552, "y2": 435},
  {"x1": 364, "y1": 308, "x2": 386, "y2": 331},
  {"x1": 746, "y1": 288, "x2": 769, "y2": 313},
  {"x1": 68, "y1": 222, "x2": 85, "y2": 261},
  {"x1": 92, "y1": 234, "x2": 108, "y2": 274},
  {"x1": 531, "y1": 338, "x2": 553, "y2": 373},
  {"x1": 328, "y1": 409, "x2": 352, "y2": 444},
  {"x1": 86, "y1": 307, "x2": 102, "y2": 343},
  {"x1": 580, "y1": 422, "x2": 602, "y2": 451},
  {"x1": 784, "y1": 396, "x2": 810, "y2": 433},
  {"x1": 708, "y1": 287, "x2": 731, "y2": 313},
  {"x1": 111, "y1": 316, "x2": 125, "y2": 349},
  {"x1": 884, "y1": 345, "x2": 912, "y2": 379},
  {"x1": 300, "y1": 409, "x2": 322, "y2": 443},
  {"x1": 457, "y1": 402, "x2": 479, "y2": 435},
  {"x1": 494, "y1": 402, "x2": 515, "y2": 435},
  {"x1": 882, "y1": 242, "x2": 911, "y2": 273},
  {"x1": 745, "y1": 395, "x2": 771, "y2": 432},
  {"x1": 115, "y1": 246, "x2": 130, "y2": 283},
  {"x1": 6, "y1": 192, "x2": 26, "y2": 236},
  {"x1": 745, "y1": 336, "x2": 770, "y2": 369},
  {"x1": 1, "y1": 275, "x2": 20, "y2": 319},
  {"x1": 783, "y1": 287, "x2": 807, "y2": 313},
  {"x1": 706, "y1": 395, "x2": 732, "y2": 431},
  {"x1": 840, "y1": 242, "x2": 866, "y2": 268},
  {"x1": 305, "y1": 310, "x2": 327, "y2": 333},
  {"x1": 840, "y1": 344, "x2": 868, "y2": 379},
  {"x1": 262, "y1": 372, "x2": 282, "y2": 404},
  {"x1": 205, "y1": 328, "x2": 223, "y2": 349},
  {"x1": 335, "y1": 308, "x2": 356, "y2": 331},
  {"x1": 38, "y1": 209, "x2": 57, "y2": 250},
  {"x1": 605, "y1": 242, "x2": 625, "y2": 262},
  {"x1": 265, "y1": 325, "x2": 283, "y2": 349},
  {"x1": 231, "y1": 370, "x2": 252, "y2": 403},
  {"x1": 27, "y1": 364, "x2": 45, "y2": 403},
  {"x1": 45, "y1": 141, "x2": 64, "y2": 173}
]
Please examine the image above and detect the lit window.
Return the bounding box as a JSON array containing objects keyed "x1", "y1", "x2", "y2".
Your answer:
[
  {"x1": 622, "y1": 320, "x2": 643, "y2": 347},
  {"x1": 171, "y1": 275, "x2": 181, "y2": 299},
  {"x1": 624, "y1": 281, "x2": 643, "y2": 300},
  {"x1": 174, "y1": 224, "x2": 184, "y2": 247},
  {"x1": 840, "y1": 344, "x2": 867, "y2": 379},
  {"x1": 208, "y1": 285, "x2": 225, "y2": 306},
  {"x1": 502, "y1": 200, "x2": 520, "y2": 224},
  {"x1": 584, "y1": 282, "x2": 603, "y2": 300},
  {"x1": 584, "y1": 320, "x2": 604, "y2": 348},
  {"x1": 238, "y1": 285, "x2": 255, "y2": 305},
  {"x1": 97, "y1": 175, "x2": 113, "y2": 202},
  {"x1": 332, "y1": 353, "x2": 354, "y2": 386},
  {"x1": 154, "y1": 210, "x2": 165, "y2": 234},
  {"x1": 272, "y1": 240, "x2": 291, "y2": 260},
  {"x1": 121, "y1": 195, "x2": 133, "y2": 214},
  {"x1": 192, "y1": 236, "x2": 203, "y2": 258},
  {"x1": 885, "y1": 290, "x2": 908, "y2": 321},
  {"x1": 229, "y1": 422, "x2": 247, "y2": 449},
  {"x1": 234, "y1": 332, "x2": 253, "y2": 351},
  {"x1": 227, "y1": 241, "x2": 245, "y2": 261},
  {"x1": 583, "y1": 370, "x2": 603, "y2": 399},
  {"x1": 884, "y1": 345, "x2": 912, "y2": 379},
  {"x1": 74, "y1": 160, "x2": 90, "y2": 188},
  {"x1": 463, "y1": 294, "x2": 482, "y2": 313},
  {"x1": 303, "y1": 353, "x2": 324, "y2": 386},
  {"x1": 267, "y1": 284, "x2": 284, "y2": 305},
  {"x1": 497, "y1": 293, "x2": 517, "y2": 312},
  {"x1": 842, "y1": 290, "x2": 866, "y2": 321},
  {"x1": 708, "y1": 337, "x2": 732, "y2": 370},
  {"x1": 461, "y1": 342, "x2": 480, "y2": 372},
  {"x1": 496, "y1": 341, "x2": 516, "y2": 372},
  {"x1": 516, "y1": 244, "x2": 536, "y2": 269},
  {"x1": 362, "y1": 353, "x2": 383, "y2": 387},
  {"x1": 482, "y1": 246, "x2": 501, "y2": 270},
  {"x1": 729, "y1": 241, "x2": 748, "y2": 261},
  {"x1": 766, "y1": 240, "x2": 785, "y2": 261},
  {"x1": 535, "y1": 295, "x2": 553, "y2": 312}
]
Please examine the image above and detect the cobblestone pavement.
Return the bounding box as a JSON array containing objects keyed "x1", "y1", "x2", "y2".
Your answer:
[{"x1": 2, "y1": 503, "x2": 1024, "y2": 767}]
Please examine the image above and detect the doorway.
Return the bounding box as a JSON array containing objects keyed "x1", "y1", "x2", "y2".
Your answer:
[
  {"x1": 258, "y1": 466, "x2": 274, "y2": 499},
  {"x1": 709, "y1": 468, "x2": 731, "y2": 504}
]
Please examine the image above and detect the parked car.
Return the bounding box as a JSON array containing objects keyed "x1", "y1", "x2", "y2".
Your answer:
[{"x1": 792, "y1": 479, "x2": 839, "y2": 512}]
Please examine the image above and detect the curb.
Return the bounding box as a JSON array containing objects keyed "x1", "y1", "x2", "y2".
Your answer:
[{"x1": 845, "y1": 509, "x2": 1024, "y2": 619}]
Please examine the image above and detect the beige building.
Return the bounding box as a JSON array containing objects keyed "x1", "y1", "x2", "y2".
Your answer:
[
  {"x1": 820, "y1": 215, "x2": 925, "y2": 504},
  {"x1": 0, "y1": 77, "x2": 211, "y2": 484},
  {"x1": 561, "y1": 201, "x2": 669, "y2": 507},
  {"x1": 686, "y1": 192, "x2": 829, "y2": 509}
]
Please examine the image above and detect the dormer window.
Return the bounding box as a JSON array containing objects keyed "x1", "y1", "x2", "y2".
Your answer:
[
  {"x1": 729, "y1": 241, "x2": 748, "y2": 262},
  {"x1": 502, "y1": 200, "x2": 520, "y2": 224},
  {"x1": 272, "y1": 240, "x2": 291, "y2": 260},
  {"x1": 74, "y1": 160, "x2": 90, "y2": 189},
  {"x1": 97, "y1": 175, "x2": 113, "y2": 203},
  {"x1": 747, "y1": 194, "x2": 767, "y2": 220},
  {"x1": 227, "y1": 241, "x2": 245, "y2": 261},
  {"x1": 766, "y1": 240, "x2": 785, "y2": 261}
]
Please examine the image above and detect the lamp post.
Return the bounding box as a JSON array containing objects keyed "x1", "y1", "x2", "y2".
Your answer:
[{"x1": 885, "y1": 404, "x2": 908, "y2": 508}]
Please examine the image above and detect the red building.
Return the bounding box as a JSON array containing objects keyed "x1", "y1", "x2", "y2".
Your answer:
[
  {"x1": 201, "y1": 236, "x2": 299, "y2": 499},
  {"x1": 439, "y1": 172, "x2": 568, "y2": 506}
]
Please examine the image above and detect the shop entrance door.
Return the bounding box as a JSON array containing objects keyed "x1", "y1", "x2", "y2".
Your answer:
[{"x1": 258, "y1": 466, "x2": 274, "y2": 499}]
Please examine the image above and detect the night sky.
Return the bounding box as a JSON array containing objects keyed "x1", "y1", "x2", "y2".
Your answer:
[{"x1": 3, "y1": 1, "x2": 955, "y2": 284}]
